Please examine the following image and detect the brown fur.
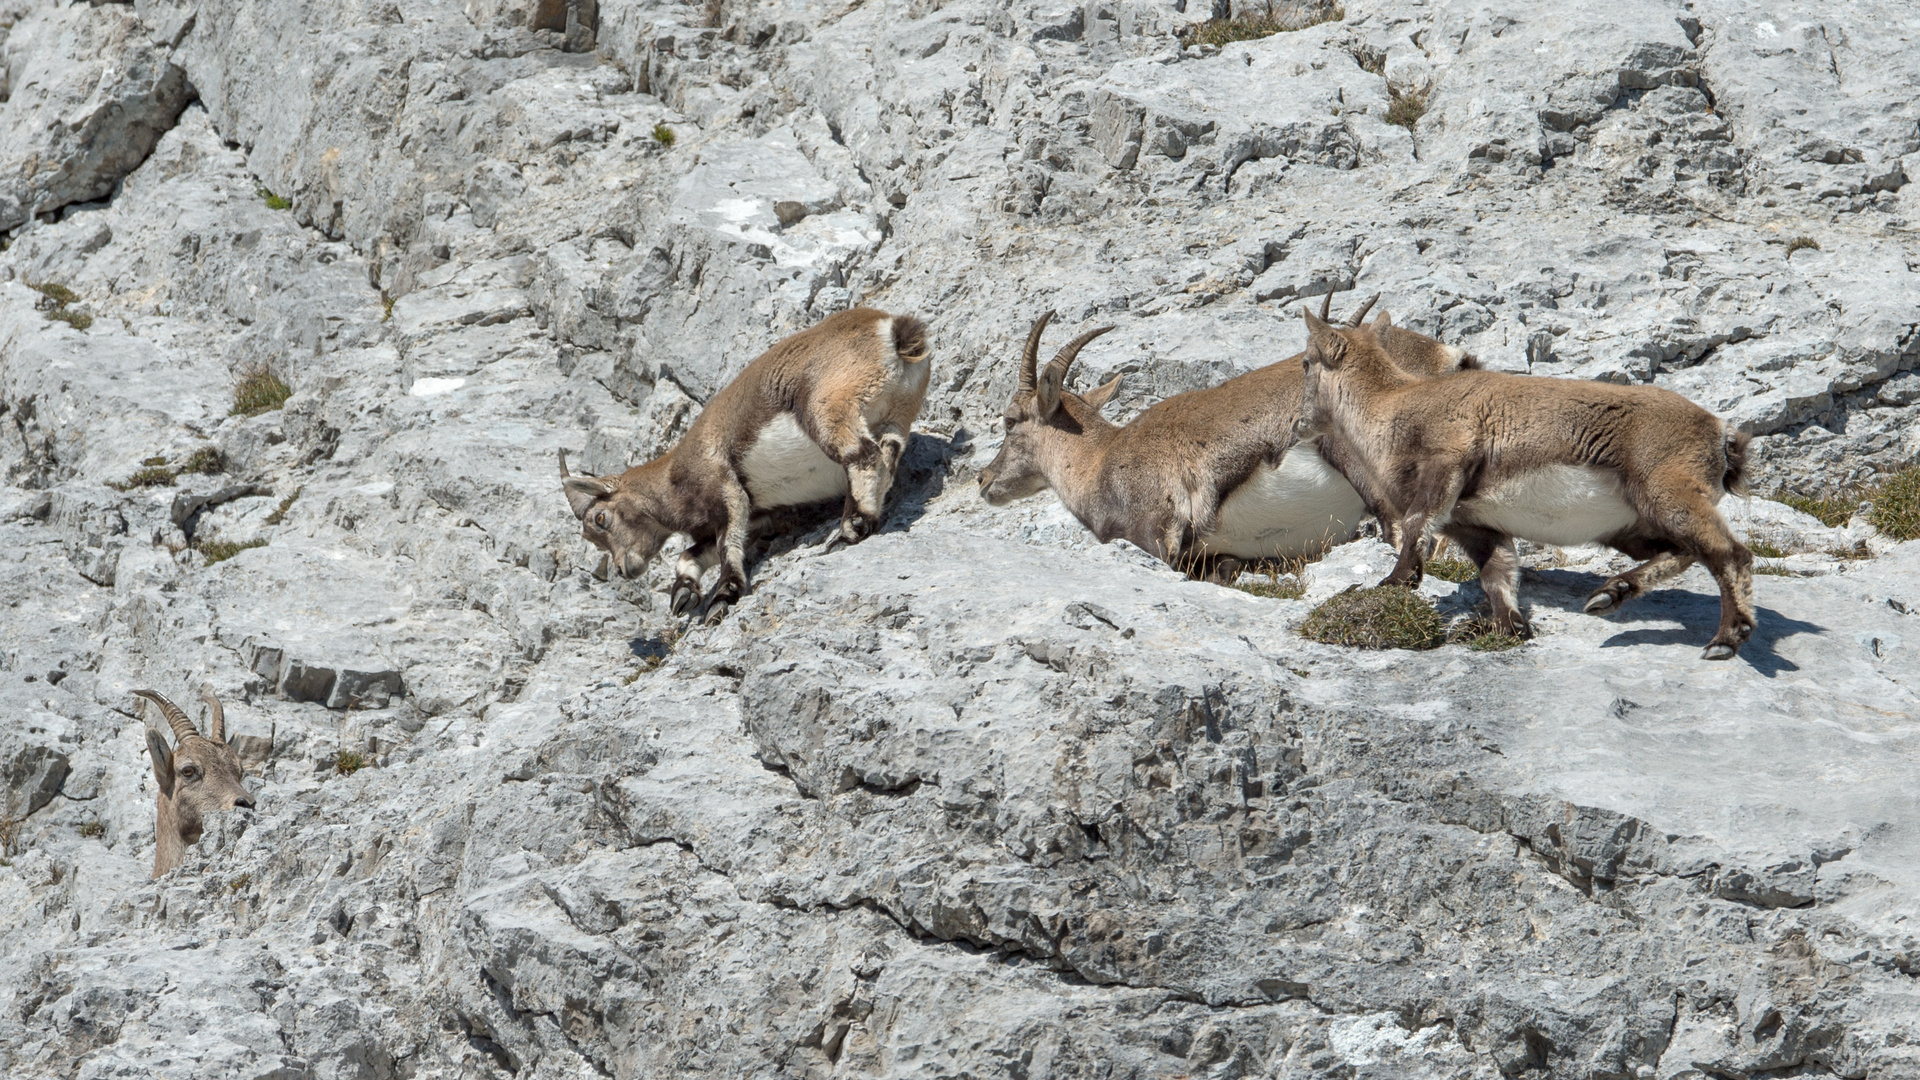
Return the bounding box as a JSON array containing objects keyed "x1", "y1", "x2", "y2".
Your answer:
[
  {"x1": 1295, "y1": 309, "x2": 1756, "y2": 659},
  {"x1": 562, "y1": 308, "x2": 931, "y2": 621},
  {"x1": 978, "y1": 299, "x2": 1475, "y2": 580},
  {"x1": 136, "y1": 688, "x2": 254, "y2": 878}
]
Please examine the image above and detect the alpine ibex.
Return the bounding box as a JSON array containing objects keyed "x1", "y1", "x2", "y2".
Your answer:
[
  {"x1": 1294, "y1": 308, "x2": 1755, "y2": 659},
  {"x1": 135, "y1": 687, "x2": 255, "y2": 878},
  {"x1": 977, "y1": 295, "x2": 1475, "y2": 579},
  {"x1": 562, "y1": 308, "x2": 931, "y2": 622}
]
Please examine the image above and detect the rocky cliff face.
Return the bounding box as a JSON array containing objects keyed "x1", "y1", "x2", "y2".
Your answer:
[{"x1": 1, "y1": 0, "x2": 1917, "y2": 1077}]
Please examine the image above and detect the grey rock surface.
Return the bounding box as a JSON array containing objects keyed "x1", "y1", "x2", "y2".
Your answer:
[{"x1": 1, "y1": 0, "x2": 1917, "y2": 1077}]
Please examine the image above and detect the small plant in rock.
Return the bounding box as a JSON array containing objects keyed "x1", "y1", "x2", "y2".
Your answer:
[
  {"x1": 228, "y1": 873, "x2": 252, "y2": 892},
  {"x1": 198, "y1": 538, "x2": 267, "y2": 565},
  {"x1": 181, "y1": 446, "x2": 225, "y2": 475},
  {"x1": 1755, "y1": 563, "x2": 1796, "y2": 577},
  {"x1": 1180, "y1": 2, "x2": 1342, "y2": 47},
  {"x1": 1785, "y1": 235, "x2": 1821, "y2": 256},
  {"x1": 1775, "y1": 489, "x2": 1854, "y2": 528},
  {"x1": 1747, "y1": 538, "x2": 1791, "y2": 559},
  {"x1": 113, "y1": 465, "x2": 178, "y2": 490},
  {"x1": 45, "y1": 308, "x2": 93, "y2": 331},
  {"x1": 231, "y1": 363, "x2": 293, "y2": 418},
  {"x1": 257, "y1": 186, "x2": 292, "y2": 211},
  {"x1": 1448, "y1": 616, "x2": 1525, "y2": 652},
  {"x1": 381, "y1": 290, "x2": 396, "y2": 323},
  {"x1": 1870, "y1": 465, "x2": 1920, "y2": 541},
  {"x1": 1300, "y1": 585, "x2": 1447, "y2": 650},
  {"x1": 334, "y1": 750, "x2": 368, "y2": 776},
  {"x1": 265, "y1": 488, "x2": 301, "y2": 526},
  {"x1": 142, "y1": 455, "x2": 170, "y2": 468},
  {"x1": 1386, "y1": 89, "x2": 1428, "y2": 129},
  {"x1": 31, "y1": 282, "x2": 79, "y2": 307},
  {"x1": 652, "y1": 123, "x2": 677, "y2": 147},
  {"x1": 1235, "y1": 572, "x2": 1307, "y2": 600},
  {"x1": 627, "y1": 626, "x2": 684, "y2": 681},
  {"x1": 1424, "y1": 544, "x2": 1479, "y2": 582},
  {"x1": 78, "y1": 821, "x2": 105, "y2": 839}
]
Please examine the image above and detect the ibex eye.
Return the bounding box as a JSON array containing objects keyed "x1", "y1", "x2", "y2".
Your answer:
[{"x1": 594, "y1": 511, "x2": 608, "y2": 529}]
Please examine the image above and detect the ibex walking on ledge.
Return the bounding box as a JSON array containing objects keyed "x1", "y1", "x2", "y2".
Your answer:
[
  {"x1": 1295, "y1": 308, "x2": 1755, "y2": 659},
  {"x1": 135, "y1": 687, "x2": 255, "y2": 878},
  {"x1": 562, "y1": 308, "x2": 931, "y2": 622},
  {"x1": 977, "y1": 295, "x2": 1475, "y2": 579}
]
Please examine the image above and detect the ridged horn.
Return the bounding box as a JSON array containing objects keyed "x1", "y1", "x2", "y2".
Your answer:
[
  {"x1": 557, "y1": 448, "x2": 571, "y2": 477},
  {"x1": 1346, "y1": 293, "x2": 1381, "y2": 327},
  {"x1": 1318, "y1": 291, "x2": 1334, "y2": 321},
  {"x1": 200, "y1": 684, "x2": 226, "y2": 743},
  {"x1": 1019, "y1": 311, "x2": 1055, "y2": 392},
  {"x1": 1042, "y1": 325, "x2": 1117, "y2": 386},
  {"x1": 134, "y1": 689, "x2": 199, "y2": 744}
]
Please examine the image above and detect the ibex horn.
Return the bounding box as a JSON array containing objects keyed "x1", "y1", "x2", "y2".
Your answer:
[
  {"x1": 1318, "y1": 291, "x2": 1335, "y2": 321},
  {"x1": 200, "y1": 684, "x2": 225, "y2": 743},
  {"x1": 557, "y1": 448, "x2": 572, "y2": 477},
  {"x1": 1019, "y1": 311, "x2": 1055, "y2": 392},
  {"x1": 1043, "y1": 325, "x2": 1117, "y2": 386},
  {"x1": 1346, "y1": 293, "x2": 1381, "y2": 327},
  {"x1": 133, "y1": 689, "x2": 199, "y2": 744}
]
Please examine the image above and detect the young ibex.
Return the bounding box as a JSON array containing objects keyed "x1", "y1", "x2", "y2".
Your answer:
[
  {"x1": 1295, "y1": 308, "x2": 1755, "y2": 659},
  {"x1": 562, "y1": 308, "x2": 931, "y2": 622},
  {"x1": 977, "y1": 295, "x2": 1475, "y2": 578},
  {"x1": 135, "y1": 687, "x2": 255, "y2": 878}
]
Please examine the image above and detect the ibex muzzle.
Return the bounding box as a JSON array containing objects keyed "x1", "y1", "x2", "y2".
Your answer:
[{"x1": 136, "y1": 687, "x2": 255, "y2": 878}]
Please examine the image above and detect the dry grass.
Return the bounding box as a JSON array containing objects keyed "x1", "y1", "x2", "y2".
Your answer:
[
  {"x1": 78, "y1": 821, "x2": 104, "y2": 839},
  {"x1": 1775, "y1": 489, "x2": 1854, "y2": 528},
  {"x1": 198, "y1": 538, "x2": 267, "y2": 565},
  {"x1": 1747, "y1": 538, "x2": 1790, "y2": 559},
  {"x1": 1871, "y1": 465, "x2": 1920, "y2": 541},
  {"x1": 1180, "y1": 2, "x2": 1342, "y2": 48},
  {"x1": 228, "y1": 873, "x2": 253, "y2": 892},
  {"x1": 45, "y1": 308, "x2": 92, "y2": 330},
  {"x1": 1386, "y1": 90, "x2": 1428, "y2": 129},
  {"x1": 265, "y1": 488, "x2": 301, "y2": 526},
  {"x1": 181, "y1": 446, "x2": 224, "y2": 475},
  {"x1": 112, "y1": 465, "x2": 177, "y2": 490},
  {"x1": 31, "y1": 282, "x2": 78, "y2": 306},
  {"x1": 1235, "y1": 573, "x2": 1307, "y2": 600},
  {"x1": 335, "y1": 750, "x2": 368, "y2": 776},
  {"x1": 1448, "y1": 616, "x2": 1525, "y2": 652},
  {"x1": 1785, "y1": 235, "x2": 1821, "y2": 256},
  {"x1": 1300, "y1": 586, "x2": 1446, "y2": 650},
  {"x1": 231, "y1": 363, "x2": 293, "y2": 418}
]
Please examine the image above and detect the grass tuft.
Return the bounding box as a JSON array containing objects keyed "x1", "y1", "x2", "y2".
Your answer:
[
  {"x1": 228, "y1": 873, "x2": 252, "y2": 892},
  {"x1": 181, "y1": 446, "x2": 224, "y2": 475},
  {"x1": 46, "y1": 308, "x2": 93, "y2": 330},
  {"x1": 381, "y1": 291, "x2": 396, "y2": 322},
  {"x1": 1775, "y1": 489, "x2": 1854, "y2": 528},
  {"x1": 1300, "y1": 585, "x2": 1446, "y2": 650},
  {"x1": 114, "y1": 465, "x2": 178, "y2": 490},
  {"x1": 1235, "y1": 573, "x2": 1306, "y2": 600},
  {"x1": 1447, "y1": 616, "x2": 1525, "y2": 652},
  {"x1": 1425, "y1": 556, "x2": 1478, "y2": 583},
  {"x1": 334, "y1": 750, "x2": 368, "y2": 776},
  {"x1": 653, "y1": 123, "x2": 677, "y2": 147},
  {"x1": 1756, "y1": 564, "x2": 1796, "y2": 577},
  {"x1": 31, "y1": 281, "x2": 79, "y2": 306},
  {"x1": 1180, "y1": 2, "x2": 1342, "y2": 48},
  {"x1": 231, "y1": 363, "x2": 293, "y2": 418},
  {"x1": 1785, "y1": 235, "x2": 1820, "y2": 256},
  {"x1": 142, "y1": 455, "x2": 170, "y2": 468},
  {"x1": 1747, "y1": 539, "x2": 1790, "y2": 559},
  {"x1": 1386, "y1": 90, "x2": 1428, "y2": 129},
  {"x1": 1870, "y1": 465, "x2": 1920, "y2": 541},
  {"x1": 78, "y1": 821, "x2": 104, "y2": 839},
  {"x1": 258, "y1": 186, "x2": 291, "y2": 211},
  {"x1": 198, "y1": 538, "x2": 267, "y2": 565}
]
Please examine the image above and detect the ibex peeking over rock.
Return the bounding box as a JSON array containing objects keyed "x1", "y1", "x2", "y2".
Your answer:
[
  {"x1": 978, "y1": 295, "x2": 1474, "y2": 579},
  {"x1": 1295, "y1": 308, "x2": 1755, "y2": 659},
  {"x1": 135, "y1": 687, "x2": 254, "y2": 878},
  {"x1": 562, "y1": 308, "x2": 931, "y2": 622}
]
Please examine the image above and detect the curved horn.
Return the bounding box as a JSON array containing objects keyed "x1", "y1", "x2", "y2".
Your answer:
[
  {"x1": 1043, "y1": 325, "x2": 1117, "y2": 386},
  {"x1": 1019, "y1": 311, "x2": 1055, "y2": 392},
  {"x1": 1346, "y1": 293, "x2": 1381, "y2": 327},
  {"x1": 557, "y1": 448, "x2": 571, "y2": 478},
  {"x1": 1318, "y1": 291, "x2": 1335, "y2": 321},
  {"x1": 134, "y1": 689, "x2": 199, "y2": 744},
  {"x1": 200, "y1": 684, "x2": 225, "y2": 743}
]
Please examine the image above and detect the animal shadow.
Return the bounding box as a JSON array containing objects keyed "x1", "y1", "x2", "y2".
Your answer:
[{"x1": 1527, "y1": 568, "x2": 1826, "y2": 676}]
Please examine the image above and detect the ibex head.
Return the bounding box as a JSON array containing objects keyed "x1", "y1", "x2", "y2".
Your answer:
[
  {"x1": 559, "y1": 450, "x2": 672, "y2": 579},
  {"x1": 978, "y1": 311, "x2": 1120, "y2": 506},
  {"x1": 136, "y1": 687, "x2": 255, "y2": 879}
]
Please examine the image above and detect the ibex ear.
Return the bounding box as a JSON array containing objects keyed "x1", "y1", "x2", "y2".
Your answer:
[
  {"x1": 563, "y1": 476, "x2": 616, "y2": 519},
  {"x1": 1302, "y1": 308, "x2": 1346, "y2": 370},
  {"x1": 1082, "y1": 374, "x2": 1123, "y2": 413},
  {"x1": 1369, "y1": 310, "x2": 1393, "y2": 332},
  {"x1": 1036, "y1": 360, "x2": 1067, "y2": 418},
  {"x1": 146, "y1": 729, "x2": 175, "y2": 796}
]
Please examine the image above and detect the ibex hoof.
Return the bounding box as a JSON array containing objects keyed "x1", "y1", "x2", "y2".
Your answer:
[
  {"x1": 702, "y1": 599, "x2": 733, "y2": 626},
  {"x1": 669, "y1": 583, "x2": 699, "y2": 617},
  {"x1": 823, "y1": 520, "x2": 870, "y2": 554},
  {"x1": 1700, "y1": 643, "x2": 1738, "y2": 661},
  {"x1": 1583, "y1": 584, "x2": 1626, "y2": 615}
]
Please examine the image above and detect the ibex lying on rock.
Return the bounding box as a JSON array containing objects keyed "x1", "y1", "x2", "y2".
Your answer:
[
  {"x1": 977, "y1": 296, "x2": 1474, "y2": 579},
  {"x1": 135, "y1": 687, "x2": 255, "y2": 878},
  {"x1": 1295, "y1": 309, "x2": 1755, "y2": 659},
  {"x1": 563, "y1": 308, "x2": 931, "y2": 622}
]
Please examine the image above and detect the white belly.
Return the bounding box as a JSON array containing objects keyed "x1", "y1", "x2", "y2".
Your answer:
[
  {"x1": 1452, "y1": 464, "x2": 1639, "y2": 546},
  {"x1": 740, "y1": 414, "x2": 849, "y2": 508},
  {"x1": 1200, "y1": 445, "x2": 1367, "y2": 559}
]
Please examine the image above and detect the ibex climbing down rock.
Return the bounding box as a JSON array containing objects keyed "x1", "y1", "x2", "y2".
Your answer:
[
  {"x1": 977, "y1": 295, "x2": 1475, "y2": 580},
  {"x1": 562, "y1": 308, "x2": 931, "y2": 623},
  {"x1": 135, "y1": 687, "x2": 255, "y2": 878},
  {"x1": 1295, "y1": 308, "x2": 1755, "y2": 659}
]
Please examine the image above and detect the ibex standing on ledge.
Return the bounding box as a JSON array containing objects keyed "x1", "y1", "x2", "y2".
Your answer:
[
  {"x1": 1295, "y1": 308, "x2": 1755, "y2": 659},
  {"x1": 977, "y1": 295, "x2": 1475, "y2": 579},
  {"x1": 135, "y1": 687, "x2": 255, "y2": 878},
  {"x1": 562, "y1": 308, "x2": 931, "y2": 622}
]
